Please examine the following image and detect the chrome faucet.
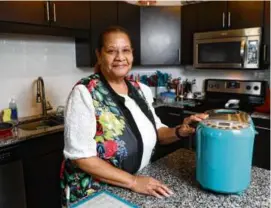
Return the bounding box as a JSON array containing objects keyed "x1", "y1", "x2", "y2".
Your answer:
[{"x1": 36, "y1": 77, "x2": 52, "y2": 117}]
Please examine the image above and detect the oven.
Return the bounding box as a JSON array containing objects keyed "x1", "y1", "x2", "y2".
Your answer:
[{"x1": 193, "y1": 27, "x2": 262, "y2": 69}]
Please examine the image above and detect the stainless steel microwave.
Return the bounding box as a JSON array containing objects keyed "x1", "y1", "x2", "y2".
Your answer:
[{"x1": 193, "y1": 27, "x2": 262, "y2": 69}]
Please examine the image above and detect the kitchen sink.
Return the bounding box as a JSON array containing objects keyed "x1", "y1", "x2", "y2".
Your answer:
[{"x1": 18, "y1": 116, "x2": 63, "y2": 131}]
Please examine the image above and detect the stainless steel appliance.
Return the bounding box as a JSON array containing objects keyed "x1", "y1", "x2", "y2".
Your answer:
[
  {"x1": 203, "y1": 79, "x2": 266, "y2": 110},
  {"x1": 193, "y1": 27, "x2": 263, "y2": 69},
  {"x1": 0, "y1": 144, "x2": 27, "y2": 208}
]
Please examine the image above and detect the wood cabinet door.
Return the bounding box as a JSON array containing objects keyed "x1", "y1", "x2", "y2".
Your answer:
[
  {"x1": 227, "y1": 1, "x2": 264, "y2": 29},
  {"x1": 50, "y1": 1, "x2": 90, "y2": 30},
  {"x1": 263, "y1": 1, "x2": 270, "y2": 67},
  {"x1": 0, "y1": 1, "x2": 48, "y2": 25},
  {"x1": 197, "y1": 1, "x2": 227, "y2": 32},
  {"x1": 118, "y1": 1, "x2": 141, "y2": 66},
  {"x1": 140, "y1": 6, "x2": 181, "y2": 65},
  {"x1": 181, "y1": 3, "x2": 198, "y2": 65},
  {"x1": 90, "y1": 1, "x2": 118, "y2": 66}
]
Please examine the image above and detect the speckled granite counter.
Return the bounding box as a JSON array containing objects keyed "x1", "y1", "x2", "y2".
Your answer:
[
  {"x1": 0, "y1": 114, "x2": 64, "y2": 148},
  {"x1": 107, "y1": 149, "x2": 270, "y2": 208}
]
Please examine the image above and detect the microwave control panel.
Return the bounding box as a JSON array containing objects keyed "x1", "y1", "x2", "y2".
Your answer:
[{"x1": 247, "y1": 40, "x2": 259, "y2": 65}]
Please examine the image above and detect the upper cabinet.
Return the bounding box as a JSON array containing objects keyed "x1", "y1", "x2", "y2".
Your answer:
[
  {"x1": 118, "y1": 1, "x2": 141, "y2": 66},
  {"x1": 90, "y1": 1, "x2": 118, "y2": 66},
  {"x1": 227, "y1": 1, "x2": 264, "y2": 29},
  {"x1": 0, "y1": 1, "x2": 90, "y2": 36},
  {"x1": 197, "y1": 2, "x2": 227, "y2": 32},
  {"x1": 0, "y1": 1, "x2": 47, "y2": 25},
  {"x1": 263, "y1": 1, "x2": 270, "y2": 67},
  {"x1": 197, "y1": 1, "x2": 264, "y2": 32},
  {"x1": 140, "y1": 6, "x2": 181, "y2": 65},
  {"x1": 181, "y1": 3, "x2": 198, "y2": 65},
  {"x1": 49, "y1": 1, "x2": 90, "y2": 30}
]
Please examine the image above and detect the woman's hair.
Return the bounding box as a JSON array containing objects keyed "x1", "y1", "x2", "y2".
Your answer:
[{"x1": 97, "y1": 26, "x2": 132, "y2": 52}]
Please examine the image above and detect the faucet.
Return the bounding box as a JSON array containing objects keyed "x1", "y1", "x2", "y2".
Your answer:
[{"x1": 36, "y1": 77, "x2": 53, "y2": 117}]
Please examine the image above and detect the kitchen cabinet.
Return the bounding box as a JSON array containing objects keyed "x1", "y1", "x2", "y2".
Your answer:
[
  {"x1": 118, "y1": 1, "x2": 141, "y2": 66},
  {"x1": 227, "y1": 1, "x2": 264, "y2": 29},
  {"x1": 0, "y1": 1, "x2": 47, "y2": 25},
  {"x1": 252, "y1": 118, "x2": 270, "y2": 170},
  {"x1": 0, "y1": 1, "x2": 90, "y2": 30},
  {"x1": 50, "y1": 1, "x2": 90, "y2": 30},
  {"x1": 22, "y1": 132, "x2": 64, "y2": 208},
  {"x1": 140, "y1": 6, "x2": 181, "y2": 65},
  {"x1": 197, "y1": 2, "x2": 227, "y2": 32},
  {"x1": 152, "y1": 106, "x2": 196, "y2": 161},
  {"x1": 263, "y1": 1, "x2": 270, "y2": 68},
  {"x1": 197, "y1": 1, "x2": 264, "y2": 32},
  {"x1": 89, "y1": 1, "x2": 118, "y2": 66},
  {"x1": 181, "y1": 3, "x2": 198, "y2": 65}
]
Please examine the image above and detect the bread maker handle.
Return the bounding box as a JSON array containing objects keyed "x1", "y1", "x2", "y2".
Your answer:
[{"x1": 196, "y1": 125, "x2": 202, "y2": 159}]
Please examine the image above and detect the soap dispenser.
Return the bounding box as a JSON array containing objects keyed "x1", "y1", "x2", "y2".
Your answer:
[{"x1": 9, "y1": 98, "x2": 18, "y2": 123}]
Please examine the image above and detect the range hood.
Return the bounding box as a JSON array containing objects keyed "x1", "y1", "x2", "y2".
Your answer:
[{"x1": 126, "y1": 0, "x2": 206, "y2": 6}]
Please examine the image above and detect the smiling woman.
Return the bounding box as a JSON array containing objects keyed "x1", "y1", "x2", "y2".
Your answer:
[{"x1": 60, "y1": 25, "x2": 208, "y2": 207}]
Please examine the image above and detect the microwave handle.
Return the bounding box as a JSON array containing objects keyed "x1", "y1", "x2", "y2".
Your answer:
[
  {"x1": 240, "y1": 40, "x2": 246, "y2": 68},
  {"x1": 263, "y1": 44, "x2": 267, "y2": 62}
]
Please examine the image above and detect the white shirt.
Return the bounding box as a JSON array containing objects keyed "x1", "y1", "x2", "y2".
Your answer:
[{"x1": 63, "y1": 82, "x2": 167, "y2": 171}]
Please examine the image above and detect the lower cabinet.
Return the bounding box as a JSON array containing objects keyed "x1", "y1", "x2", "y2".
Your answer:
[
  {"x1": 22, "y1": 132, "x2": 64, "y2": 208},
  {"x1": 252, "y1": 118, "x2": 270, "y2": 170},
  {"x1": 153, "y1": 106, "x2": 195, "y2": 161}
]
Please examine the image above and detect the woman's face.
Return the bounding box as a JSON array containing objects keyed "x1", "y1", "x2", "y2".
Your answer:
[{"x1": 96, "y1": 32, "x2": 133, "y2": 79}]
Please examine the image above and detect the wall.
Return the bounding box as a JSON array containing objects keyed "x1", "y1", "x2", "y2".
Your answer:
[{"x1": 0, "y1": 33, "x2": 182, "y2": 117}]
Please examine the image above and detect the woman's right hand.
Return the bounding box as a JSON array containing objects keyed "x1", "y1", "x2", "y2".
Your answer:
[{"x1": 130, "y1": 176, "x2": 174, "y2": 199}]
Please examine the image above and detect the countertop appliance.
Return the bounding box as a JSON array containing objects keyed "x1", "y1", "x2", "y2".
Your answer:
[
  {"x1": 193, "y1": 27, "x2": 263, "y2": 69},
  {"x1": 196, "y1": 109, "x2": 257, "y2": 194}
]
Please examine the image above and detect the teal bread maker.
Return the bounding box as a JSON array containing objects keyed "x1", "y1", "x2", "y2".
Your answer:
[{"x1": 196, "y1": 109, "x2": 257, "y2": 194}]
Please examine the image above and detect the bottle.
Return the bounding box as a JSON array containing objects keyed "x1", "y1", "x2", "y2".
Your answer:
[{"x1": 9, "y1": 98, "x2": 18, "y2": 123}]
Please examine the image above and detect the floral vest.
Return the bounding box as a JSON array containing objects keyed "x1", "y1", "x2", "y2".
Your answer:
[{"x1": 60, "y1": 73, "x2": 157, "y2": 207}]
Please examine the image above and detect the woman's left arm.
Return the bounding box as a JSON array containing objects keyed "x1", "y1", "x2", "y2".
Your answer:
[{"x1": 157, "y1": 114, "x2": 208, "y2": 145}]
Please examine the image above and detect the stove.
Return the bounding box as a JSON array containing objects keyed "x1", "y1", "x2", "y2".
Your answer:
[{"x1": 193, "y1": 79, "x2": 267, "y2": 114}]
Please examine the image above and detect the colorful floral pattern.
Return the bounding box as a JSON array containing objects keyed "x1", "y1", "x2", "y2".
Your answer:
[{"x1": 61, "y1": 74, "x2": 141, "y2": 207}]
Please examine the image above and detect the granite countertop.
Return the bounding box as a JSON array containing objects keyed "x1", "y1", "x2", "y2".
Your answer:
[
  {"x1": 0, "y1": 113, "x2": 64, "y2": 148},
  {"x1": 107, "y1": 149, "x2": 270, "y2": 208}
]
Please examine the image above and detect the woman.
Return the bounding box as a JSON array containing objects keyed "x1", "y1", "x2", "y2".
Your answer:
[{"x1": 60, "y1": 26, "x2": 208, "y2": 207}]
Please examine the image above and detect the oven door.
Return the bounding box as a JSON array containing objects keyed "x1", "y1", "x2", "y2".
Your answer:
[{"x1": 193, "y1": 37, "x2": 260, "y2": 69}]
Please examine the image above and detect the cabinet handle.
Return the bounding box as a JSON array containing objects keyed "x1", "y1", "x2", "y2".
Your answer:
[
  {"x1": 228, "y1": 12, "x2": 231, "y2": 28},
  {"x1": 222, "y1": 12, "x2": 225, "y2": 28},
  {"x1": 168, "y1": 112, "x2": 181, "y2": 117},
  {"x1": 178, "y1": 48, "x2": 181, "y2": 62},
  {"x1": 53, "y1": 3, "x2": 57, "y2": 22},
  {"x1": 263, "y1": 44, "x2": 267, "y2": 62},
  {"x1": 255, "y1": 126, "x2": 270, "y2": 131},
  {"x1": 45, "y1": 1, "x2": 50, "y2": 22}
]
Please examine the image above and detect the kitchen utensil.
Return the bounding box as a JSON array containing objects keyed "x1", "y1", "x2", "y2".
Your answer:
[
  {"x1": 196, "y1": 109, "x2": 257, "y2": 194},
  {"x1": 0, "y1": 122, "x2": 13, "y2": 137}
]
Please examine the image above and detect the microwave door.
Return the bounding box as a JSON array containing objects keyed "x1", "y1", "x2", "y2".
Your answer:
[{"x1": 194, "y1": 37, "x2": 247, "y2": 69}]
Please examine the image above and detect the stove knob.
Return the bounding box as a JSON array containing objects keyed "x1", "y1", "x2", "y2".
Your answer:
[
  {"x1": 254, "y1": 86, "x2": 259, "y2": 91},
  {"x1": 246, "y1": 85, "x2": 251, "y2": 90}
]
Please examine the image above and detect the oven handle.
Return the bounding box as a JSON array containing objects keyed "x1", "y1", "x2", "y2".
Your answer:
[{"x1": 240, "y1": 40, "x2": 246, "y2": 68}]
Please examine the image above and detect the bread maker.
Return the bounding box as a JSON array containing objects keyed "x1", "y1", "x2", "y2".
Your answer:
[{"x1": 196, "y1": 109, "x2": 257, "y2": 194}]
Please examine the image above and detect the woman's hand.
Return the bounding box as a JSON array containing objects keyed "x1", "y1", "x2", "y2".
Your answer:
[
  {"x1": 130, "y1": 175, "x2": 174, "y2": 199},
  {"x1": 176, "y1": 113, "x2": 209, "y2": 137},
  {"x1": 183, "y1": 113, "x2": 209, "y2": 125}
]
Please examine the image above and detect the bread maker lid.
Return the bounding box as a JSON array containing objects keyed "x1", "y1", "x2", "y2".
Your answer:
[{"x1": 202, "y1": 109, "x2": 250, "y2": 130}]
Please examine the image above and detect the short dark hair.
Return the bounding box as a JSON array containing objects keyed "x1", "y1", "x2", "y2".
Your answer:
[{"x1": 97, "y1": 26, "x2": 132, "y2": 52}]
